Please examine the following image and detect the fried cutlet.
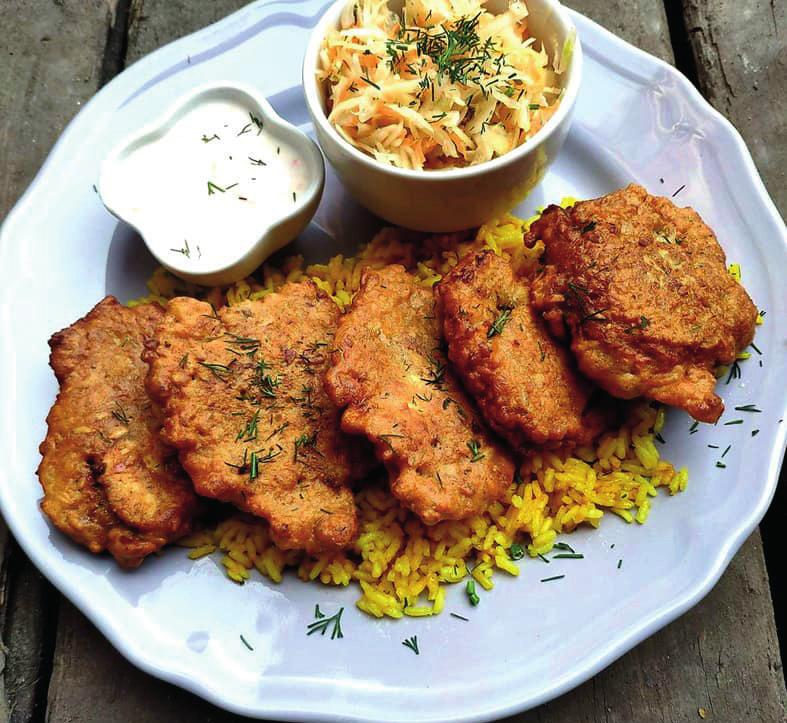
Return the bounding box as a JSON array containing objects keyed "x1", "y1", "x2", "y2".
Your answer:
[
  {"x1": 144, "y1": 282, "x2": 365, "y2": 554},
  {"x1": 37, "y1": 297, "x2": 198, "y2": 568},
  {"x1": 529, "y1": 184, "x2": 758, "y2": 423},
  {"x1": 437, "y1": 250, "x2": 608, "y2": 448},
  {"x1": 326, "y1": 265, "x2": 515, "y2": 524}
]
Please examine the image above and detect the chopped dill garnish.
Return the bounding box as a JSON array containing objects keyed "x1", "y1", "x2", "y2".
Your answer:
[
  {"x1": 537, "y1": 553, "x2": 550, "y2": 563},
  {"x1": 420, "y1": 357, "x2": 446, "y2": 387},
  {"x1": 721, "y1": 444, "x2": 731, "y2": 458},
  {"x1": 253, "y1": 360, "x2": 280, "y2": 398},
  {"x1": 540, "y1": 575, "x2": 565, "y2": 583},
  {"x1": 111, "y1": 403, "x2": 130, "y2": 425},
  {"x1": 293, "y1": 191, "x2": 297, "y2": 203},
  {"x1": 580, "y1": 308, "x2": 610, "y2": 324},
  {"x1": 617, "y1": 559, "x2": 623, "y2": 569},
  {"x1": 734, "y1": 404, "x2": 762, "y2": 413},
  {"x1": 528, "y1": 103, "x2": 541, "y2": 110},
  {"x1": 249, "y1": 112, "x2": 264, "y2": 134},
  {"x1": 716, "y1": 461, "x2": 726, "y2": 468},
  {"x1": 237, "y1": 123, "x2": 252, "y2": 136},
  {"x1": 750, "y1": 342, "x2": 762, "y2": 355},
  {"x1": 248, "y1": 156, "x2": 267, "y2": 166},
  {"x1": 207, "y1": 180, "x2": 226, "y2": 195},
  {"x1": 553, "y1": 542, "x2": 575, "y2": 553},
  {"x1": 553, "y1": 553, "x2": 584, "y2": 560},
  {"x1": 581, "y1": 221, "x2": 596, "y2": 234},
  {"x1": 240, "y1": 634, "x2": 254, "y2": 651},
  {"x1": 655, "y1": 433, "x2": 666, "y2": 444},
  {"x1": 224, "y1": 182, "x2": 239, "y2": 191},
  {"x1": 264, "y1": 422, "x2": 290, "y2": 442},
  {"x1": 402, "y1": 636, "x2": 420, "y2": 655},
  {"x1": 466, "y1": 579, "x2": 480, "y2": 606},
  {"x1": 306, "y1": 606, "x2": 344, "y2": 639},
  {"x1": 236, "y1": 410, "x2": 260, "y2": 443},
  {"x1": 170, "y1": 239, "x2": 191, "y2": 258},
  {"x1": 624, "y1": 316, "x2": 650, "y2": 334},
  {"x1": 249, "y1": 450, "x2": 260, "y2": 481},
  {"x1": 360, "y1": 74, "x2": 380, "y2": 90},
  {"x1": 201, "y1": 133, "x2": 220, "y2": 143},
  {"x1": 707, "y1": 444, "x2": 719, "y2": 449},
  {"x1": 672, "y1": 183, "x2": 686, "y2": 197},
  {"x1": 198, "y1": 361, "x2": 232, "y2": 381},
  {"x1": 725, "y1": 360, "x2": 742, "y2": 384},
  {"x1": 689, "y1": 421, "x2": 699, "y2": 434},
  {"x1": 450, "y1": 612, "x2": 469, "y2": 621},
  {"x1": 752, "y1": 429, "x2": 760, "y2": 437},
  {"x1": 723, "y1": 419, "x2": 743, "y2": 426},
  {"x1": 224, "y1": 332, "x2": 260, "y2": 355},
  {"x1": 314, "y1": 604, "x2": 325, "y2": 619},
  {"x1": 508, "y1": 542, "x2": 525, "y2": 560},
  {"x1": 179, "y1": 354, "x2": 189, "y2": 368},
  {"x1": 487, "y1": 307, "x2": 512, "y2": 338},
  {"x1": 293, "y1": 431, "x2": 320, "y2": 462},
  {"x1": 466, "y1": 439, "x2": 485, "y2": 462}
]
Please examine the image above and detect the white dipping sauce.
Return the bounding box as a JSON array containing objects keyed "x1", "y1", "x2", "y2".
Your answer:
[{"x1": 108, "y1": 99, "x2": 311, "y2": 269}]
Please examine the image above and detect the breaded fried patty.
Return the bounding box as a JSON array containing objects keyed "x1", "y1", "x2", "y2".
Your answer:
[
  {"x1": 37, "y1": 298, "x2": 198, "y2": 568},
  {"x1": 326, "y1": 265, "x2": 515, "y2": 524},
  {"x1": 529, "y1": 184, "x2": 758, "y2": 422},
  {"x1": 145, "y1": 282, "x2": 364, "y2": 554},
  {"x1": 437, "y1": 250, "x2": 608, "y2": 448}
]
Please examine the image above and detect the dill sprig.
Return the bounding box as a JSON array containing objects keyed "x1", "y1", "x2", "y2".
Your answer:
[
  {"x1": 420, "y1": 356, "x2": 446, "y2": 387},
  {"x1": 198, "y1": 361, "x2": 233, "y2": 381},
  {"x1": 207, "y1": 181, "x2": 225, "y2": 195},
  {"x1": 236, "y1": 410, "x2": 260, "y2": 442},
  {"x1": 402, "y1": 636, "x2": 420, "y2": 655},
  {"x1": 306, "y1": 606, "x2": 344, "y2": 639},
  {"x1": 253, "y1": 360, "x2": 280, "y2": 398},
  {"x1": 487, "y1": 307, "x2": 512, "y2": 338},
  {"x1": 466, "y1": 439, "x2": 485, "y2": 462},
  {"x1": 111, "y1": 403, "x2": 130, "y2": 425}
]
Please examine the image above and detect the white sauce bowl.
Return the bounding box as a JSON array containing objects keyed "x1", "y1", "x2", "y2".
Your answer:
[
  {"x1": 303, "y1": 0, "x2": 582, "y2": 232},
  {"x1": 99, "y1": 82, "x2": 325, "y2": 287}
]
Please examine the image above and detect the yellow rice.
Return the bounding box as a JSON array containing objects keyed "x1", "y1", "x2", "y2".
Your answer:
[{"x1": 140, "y1": 204, "x2": 689, "y2": 619}]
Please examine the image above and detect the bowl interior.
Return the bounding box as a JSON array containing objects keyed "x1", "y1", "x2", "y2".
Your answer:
[{"x1": 309, "y1": 0, "x2": 578, "y2": 126}]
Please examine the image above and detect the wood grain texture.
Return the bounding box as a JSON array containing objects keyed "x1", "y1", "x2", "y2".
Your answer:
[
  {"x1": 0, "y1": 2, "x2": 119, "y2": 722},
  {"x1": 126, "y1": 0, "x2": 250, "y2": 65},
  {"x1": 565, "y1": 0, "x2": 675, "y2": 63},
  {"x1": 683, "y1": 0, "x2": 786, "y2": 211},
  {"x1": 0, "y1": 0, "x2": 778, "y2": 722}
]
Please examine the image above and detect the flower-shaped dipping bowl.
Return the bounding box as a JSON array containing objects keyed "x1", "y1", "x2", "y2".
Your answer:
[{"x1": 99, "y1": 82, "x2": 325, "y2": 286}]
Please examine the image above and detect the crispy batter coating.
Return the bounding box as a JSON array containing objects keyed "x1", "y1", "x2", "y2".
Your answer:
[
  {"x1": 145, "y1": 282, "x2": 364, "y2": 554},
  {"x1": 326, "y1": 265, "x2": 515, "y2": 524},
  {"x1": 529, "y1": 184, "x2": 758, "y2": 422},
  {"x1": 37, "y1": 298, "x2": 198, "y2": 568},
  {"x1": 437, "y1": 250, "x2": 607, "y2": 448}
]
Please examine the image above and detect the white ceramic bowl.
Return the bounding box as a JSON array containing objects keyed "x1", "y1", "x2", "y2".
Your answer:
[
  {"x1": 303, "y1": 0, "x2": 582, "y2": 232},
  {"x1": 99, "y1": 82, "x2": 325, "y2": 286}
]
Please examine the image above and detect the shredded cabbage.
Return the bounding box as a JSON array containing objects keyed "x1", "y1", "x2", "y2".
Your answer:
[{"x1": 318, "y1": 0, "x2": 562, "y2": 170}]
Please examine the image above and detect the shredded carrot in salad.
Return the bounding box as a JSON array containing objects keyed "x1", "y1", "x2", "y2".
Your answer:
[{"x1": 318, "y1": 0, "x2": 564, "y2": 170}]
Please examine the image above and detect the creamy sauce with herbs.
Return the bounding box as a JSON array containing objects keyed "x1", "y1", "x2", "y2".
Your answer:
[{"x1": 108, "y1": 100, "x2": 310, "y2": 268}]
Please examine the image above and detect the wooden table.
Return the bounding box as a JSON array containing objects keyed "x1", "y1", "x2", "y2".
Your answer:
[{"x1": 0, "y1": 1, "x2": 784, "y2": 721}]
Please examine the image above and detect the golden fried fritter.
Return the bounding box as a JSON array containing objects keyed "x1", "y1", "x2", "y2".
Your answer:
[
  {"x1": 437, "y1": 250, "x2": 608, "y2": 448},
  {"x1": 37, "y1": 298, "x2": 198, "y2": 568},
  {"x1": 529, "y1": 184, "x2": 758, "y2": 422},
  {"x1": 326, "y1": 265, "x2": 515, "y2": 524},
  {"x1": 145, "y1": 282, "x2": 364, "y2": 554}
]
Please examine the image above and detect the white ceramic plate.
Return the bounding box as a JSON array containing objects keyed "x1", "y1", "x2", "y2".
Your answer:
[{"x1": 1, "y1": 2, "x2": 785, "y2": 721}]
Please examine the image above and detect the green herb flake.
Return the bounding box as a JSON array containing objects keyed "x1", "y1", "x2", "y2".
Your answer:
[
  {"x1": 508, "y1": 543, "x2": 525, "y2": 560},
  {"x1": 540, "y1": 574, "x2": 565, "y2": 583},
  {"x1": 306, "y1": 606, "x2": 344, "y2": 639},
  {"x1": 207, "y1": 180, "x2": 226, "y2": 195},
  {"x1": 723, "y1": 419, "x2": 744, "y2": 426},
  {"x1": 734, "y1": 404, "x2": 762, "y2": 413},
  {"x1": 466, "y1": 439, "x2": 485, "y2": 462},
  {"x1": 450, "y1": 612, "x2": 469, "y2": 621},
  {"x1": 240, "y1": 634, "x2": 254, "y2": 651},
  {"x1": 402, "y1": 635, "x2": 420, "y2": 655}
]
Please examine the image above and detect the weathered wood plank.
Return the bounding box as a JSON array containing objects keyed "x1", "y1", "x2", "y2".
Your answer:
[
  {"x1": 565, "y1": 0, "x2": 675, "y2": 63},
  {"x1": 126, "y1": 0, "x2": 250, "y2": 66},
  {"x1": 28, "y1": 1, "x2": 787, "y2": 722},
  {"x1": 682, "y1": 0, "x2": 786, "y2": 212},
  {"x1": 0, "y1": 2, "x2": 120, "y2": 722}
]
